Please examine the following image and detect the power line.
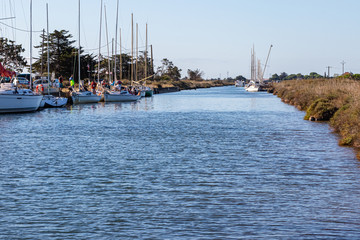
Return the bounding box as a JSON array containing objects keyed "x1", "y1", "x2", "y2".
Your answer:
[{"x1": 0, "y1": 21, "x2": 42, "y2": 33}]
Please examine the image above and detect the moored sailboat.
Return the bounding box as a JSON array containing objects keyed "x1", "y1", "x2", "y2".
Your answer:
[
  {"x1": 39, "y1": 4, "x2": 68, "y2": 108},
  {"x1": 0, "y1": 78, "x2": 42, "y2": 113},
  {"x1": 71, "y1": 0, "x2": 101, "y2": 104}
]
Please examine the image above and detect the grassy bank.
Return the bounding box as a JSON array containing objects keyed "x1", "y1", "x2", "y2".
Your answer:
[
  {"x1": 147, "y1": 79, "x2": 233, "y2": 90},
  {"x1": 272, "y1": 78, "x2": 360, "y2": 157}
]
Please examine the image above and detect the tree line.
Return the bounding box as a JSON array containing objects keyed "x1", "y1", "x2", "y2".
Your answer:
[
  {"x1": 269, "y1": 72, "x2": 323, "y2": 81},
  {"x1": 0, "y1": 30, "x2": 205, "y2": 82}
]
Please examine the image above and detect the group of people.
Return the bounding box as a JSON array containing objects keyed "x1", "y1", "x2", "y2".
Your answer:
[{"x1": 66, "y1": 77, "x2": 139, "y2": 95}]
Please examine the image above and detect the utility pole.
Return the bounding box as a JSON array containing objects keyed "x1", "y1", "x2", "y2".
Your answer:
[
  {"x1": 326, "y1": 66, "x2": 332, "y2": 78},
  {"x1": 341, "y1": 60, "x2": 346, "y2": 75}
]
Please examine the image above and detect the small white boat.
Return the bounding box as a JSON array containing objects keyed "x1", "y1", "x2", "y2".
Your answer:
[
  {"x1": 0, "y1": 83, "x2": 42, "y2": 113},
  {"x1": 40, "y1": 95, "x2": 68, "y2": 108},
  {"x1": 235, "y1": 80, "x2": 244, "y2": 87},
  {"x1": 245, "y1": 81, "x2": 260, "y2": 92},
  {"x1": 104, "y1": 90, "x2": 141, "y2": 102},
  {"x1": 71, "y1": 91, "x2": 101, "y2": 104}
]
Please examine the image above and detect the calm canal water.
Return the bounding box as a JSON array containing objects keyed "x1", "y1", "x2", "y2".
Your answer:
[{"x1": 1, "y1": 86, "x2": 360, "y2": 239}]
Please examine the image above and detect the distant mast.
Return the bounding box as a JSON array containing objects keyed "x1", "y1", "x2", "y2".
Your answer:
[
  {"x1": 104, "y1": 5, "x2": 111, "y2": 82},
  {"x1": 46, "y1": 4, "x2": 50, "y2": 79},
  {"x1": 30, "y1": 0, "x2": 33, "y2": 89},
  {"x1": 78, "y1": 0, "x2": 81, "y2": 91},
  {"x1": 136, "y1": 23, "x2": 138, "y2": 82},
  {"x1": 119, "y1": 28, "x2": 122, "y2": 80},
  {"x1": 113, "y1": 0, "x2": 119, "y2": 83},
  {"x1": 131, "y1": 13, "x2": 134, "y2": 85},
  {"x1": 97, "y1": 0, "x2": 103, "y2": 83},
  {"x1": 261, "y1": 44, "x2": 273, "y2": 81},
  {"x1": 145, "y1": 23, "x2": 148, "y2": 81},
  {"x1": 46, "y1": 3, "x2": 50, "y2": 94}
]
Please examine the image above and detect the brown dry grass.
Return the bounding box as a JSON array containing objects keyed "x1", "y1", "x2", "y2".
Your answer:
[{"x1": 273, "y1": 78, "x2": 360, "y2": 156}]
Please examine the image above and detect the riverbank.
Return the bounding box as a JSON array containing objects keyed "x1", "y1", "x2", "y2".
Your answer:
[
  {"x1": 272, "y1": 78, "x2": 360, "y2": 158},
  {"x1": 60, "y1": 79, "x2": 233, "y2": 95},
  {"x1": 148, "y1": 79, "x2": 234, "y2": 92}
]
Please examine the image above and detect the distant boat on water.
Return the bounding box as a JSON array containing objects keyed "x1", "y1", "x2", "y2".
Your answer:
[
  {"x1": 235, "y1": 80, "x2": 244, "y2": 87},
  {"x1": 245, "y1": 44, "x2": 272, "y2": 92}
]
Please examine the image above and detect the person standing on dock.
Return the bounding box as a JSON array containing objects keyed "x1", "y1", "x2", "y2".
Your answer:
[
  {"x1": 69, "y1": 75, "x2": 74, "y2": 91},
  {"x1": 91, "y1": 80, "x2": 97, "y2": 94},
  {"x1": 59, "y1": 76, "x2": 63, "y2": 89}
]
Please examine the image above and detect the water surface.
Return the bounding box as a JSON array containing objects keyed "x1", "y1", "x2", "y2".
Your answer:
[{"x1": 1, "y1": 86, "x2": 359, "y2": 239}]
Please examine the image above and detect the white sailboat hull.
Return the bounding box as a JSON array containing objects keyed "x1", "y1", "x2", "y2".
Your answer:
[
  {"x1": 71, "y1": 91, "x2": 101, "y2": 104},
  {"x1": 104, "y1": 92, "x2": 141, "y2": 102},
  {"x1": 245, "y1": 85, "x2": 259, "y2": 92},
  {"x1": 0, "y1": 94, "x2": 42, "y2": 113}
]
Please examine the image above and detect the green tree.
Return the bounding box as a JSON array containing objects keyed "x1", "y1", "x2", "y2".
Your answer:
[
  {"x1": 279, "y1": 72, "x2": 288, "y2": 80},
  {"x1": 235, "y1": 75, "x2": 246, "y2": 81},
  {"x1": 285, "y1": 74, "x2": 297, "y2": 80},
  {"x1": 187, "y1": 68, "x2": 204, "y2": 81},
  {"x1": 156, "y1": 58, "x2": 182, "y2": 80},
  {"x1": 0, "y1": 37, "x2": 27, "y2": 72},
  {"x1": 304, "y1": 72, "x2": 323, "y2": 79},
  {"x1": 270, "y1": 73, "x2": 280, "y2": 81},
  {"x1": 33, "y1": 30, "x2": 77, "y2": 79},
  {"x1": 296, "y1": 73, "x2": 304, "y2": 79}
]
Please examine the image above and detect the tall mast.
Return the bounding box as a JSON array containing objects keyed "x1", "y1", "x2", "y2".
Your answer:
[
  {"x1": 78, "y1": 0, "x2": 81, "y2": 91},
  {"x1": 114, "y1": 0, "x2": 119, "y2": 83},
  {"x1": 112, "y1": 38, "x2": 114, "y2": 80},
  {"x1": 145, "y1": 23, "x2": 148, "y2": 81},
  {"x1": 104, "y1": 5, "x2": 111, "y2": 82},
  {"x1": 46, "y1": 4, "x2": 50, "y2": 81},
  {"x1": 136, "y1": 23, "x2": 138, "y2": 82},
  {"x1": 150, "y1": 44, "x2": 154, "y2": 80},
  {"x1": 119, "y1": 28, "x2": 122, "y2": 80},
  {"x1": 30, "y1": 0, "x2": 33, "y2": 89},
  {"x1": 46, "y1": 3, "x2": 50, "y2": 94},
  {"x1": 131, "y1": 13, "x2": 133, "y2": 85},
  {"x1": 41, "y1": 29, "x2": 44, "y2": 77},
  {"x1": 97, "y1": 0, "x2": 103, "y2": 83},
  {"x1": 261, "y1": 44, "x2": 273, "y2": 81},
  {"x1": 250, "y1": 47, "x2": 253, "y2": 81}
]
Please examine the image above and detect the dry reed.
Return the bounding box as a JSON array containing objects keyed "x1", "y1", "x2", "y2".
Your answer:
[{"x1": 273, "y1": 78, "x2": 360, "y2": 157}]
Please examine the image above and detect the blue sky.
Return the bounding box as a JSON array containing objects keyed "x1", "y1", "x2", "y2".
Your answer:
[{"x1": 1, "y1": 0, "x2": 360, "y2": 79}]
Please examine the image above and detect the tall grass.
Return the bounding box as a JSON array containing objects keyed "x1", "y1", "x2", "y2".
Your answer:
[{"x1": 273, "y1": 78, "x2": 360, "y2": 157}]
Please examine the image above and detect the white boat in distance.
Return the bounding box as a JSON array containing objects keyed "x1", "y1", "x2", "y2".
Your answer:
[
  {"x1": 235, "y1": 80, "x2": 244, "y2": 87},
  {"x1": 104, "y1": 90, "x2": 141, "y2": 102},
  {"x1": 0, "y1": 83, "x2": 42, "y2": 113},
  {"x1": 245, "y1": 80, "x2": 260, "y2": 92}
]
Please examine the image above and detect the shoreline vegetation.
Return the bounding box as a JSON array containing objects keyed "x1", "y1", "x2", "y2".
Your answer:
[
  {"x1": 59, "y1": 78, "x2": 234, "y2": 96},
  {"x1": 271, "y1": 78, "x2": 360, "y2": 159}
]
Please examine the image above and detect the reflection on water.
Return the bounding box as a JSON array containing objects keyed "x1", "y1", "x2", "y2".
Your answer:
[{"x1": 0, "y1": 86, "x2": 359, "y2": 239}]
